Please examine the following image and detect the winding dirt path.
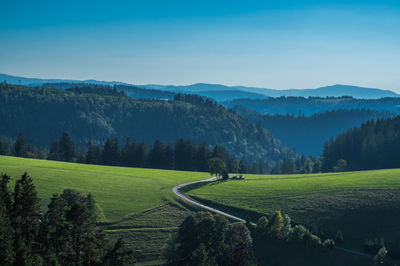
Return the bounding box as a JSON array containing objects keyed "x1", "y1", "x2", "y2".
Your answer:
[{"x1": 172, "y1": 176, "x2": 245, "y2": 222}]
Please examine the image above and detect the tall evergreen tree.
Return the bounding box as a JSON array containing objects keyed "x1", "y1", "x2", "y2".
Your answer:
[
  {"x1": 14, "y1": 133, "x2": 26, "y2": 157},
  {"x1": 11, "y1": 173, "x2": 41, "y2": 265},
  {"x1": 0, "y1": 181, "x2": 14, "y2": 265}
]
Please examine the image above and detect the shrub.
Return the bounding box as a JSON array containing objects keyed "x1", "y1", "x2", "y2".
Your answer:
[
  {"x1": 373, "y1": 247, "x2": 387, "y2": 265},
  {"x1": 291, "y1": 225, "x2": 308, "y2": 242},
  {"x1": 256, "y1": 216, "x2": 268, "y2": 234},
  {"x1": 281, "y1": 214, "x2": 292, "y2": 239},
  {"x1": 309, "y1": 234, "x2": 322, "y2": 248},
  {"x1": 322, "y1": 238, "x2": 335, "y2": 249},
  {"x1": 267, "y1": 211, "x2": 284, "y2": 237}
]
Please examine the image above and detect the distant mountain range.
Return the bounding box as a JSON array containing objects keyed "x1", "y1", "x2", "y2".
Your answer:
[{"x1": 1, "y1": 73, "x2": 398, "y2": 100}]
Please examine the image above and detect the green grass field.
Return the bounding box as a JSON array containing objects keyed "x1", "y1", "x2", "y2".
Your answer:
[
  {"x1": 0, "y1": 155, "x2": 207, "y2": 221},
  {"x1": 185, "y1": 170, "x2": 400, "y2": 250},
  {"x1": 0, "y1": 155, "x2": 209, "y2": 263},
  {"x1": 3, "y1": 155, "x2": 400, "y2": 263}
]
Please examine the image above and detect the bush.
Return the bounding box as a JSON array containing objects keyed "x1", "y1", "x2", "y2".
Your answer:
[
  {"x1": 291, "y1": 225, "x2": 308, "y2": 242},
  {"x1": 309, "y1": 234, "x2": 322, "y2": 248},
  {"x1": 256, "y1": 216, "x2": 269, "y2": 234},
  {"x1": 322, "y1": 238, "x2": 335, "y2": 249},
  {"x1": 374, "y1": 247, "x2": 387, "y2": 265},
  {"x1": 267, "y1": 211, "x2": 284, "y2": 237}
]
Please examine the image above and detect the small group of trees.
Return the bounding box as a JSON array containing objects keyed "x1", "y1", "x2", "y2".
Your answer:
[
  {"x1": 256, "y1": 211, "x2": 331, "y2": 249},
  {"x1": 0, "y1": 172, "x2": 134, "y2": 265},
  {"x1": 164, "y1": 212, "x2": 257, "y2": 266},
  {"x1": 270, "y1": 155, "x2": 321, "y2": 175}
]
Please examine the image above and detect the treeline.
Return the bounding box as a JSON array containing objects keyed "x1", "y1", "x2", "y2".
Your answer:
[
  {"x1": 0, "y1": 133, "x2": 272, "y2": 174},
  {"x1": 0, "y1": 83, "x2": 296, "y2": 164},
  {"x1": 321, "y1": 116, "x2": 400, "y2": 172},
  {"x1": 0, "y1": 173, "x2": 134, "y2": 265},
  {"x1": 225, "y1": 96, "x2": 400, "y2": 116},
  {"x1": 238, "y1": 107, "x2": 393, "y2": 155},
  {"x1": 270, "y1": 155, "x2": 321, "y2": 175}
]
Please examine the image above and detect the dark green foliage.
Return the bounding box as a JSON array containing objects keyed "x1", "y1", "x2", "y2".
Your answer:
[
  {"x1": 208, "y1": 157, "x2": 227, "y2": 179},
  {"x1": 271, "y1": 155, "x2": 321, "y2": 174},
  {"x1": 39, "y1": 194, "x2": 71, "y2": 264},
  {"x1": 256, "y1": 216, "x2": 269, "y2": 234},
  {"x1": 267, "y1": 210, "x2": 284, "y2": 237},
  {"x1": 103, "y1": 238, "x2": 135, "y2": 266},
  {"x1": 227, "y1": 96, "x2": 400, "y2": 116},
  {"x1": 102, "y1": 138, "x2": 121, "y2": 165},
  {"x1": 322, "y1": 238, "x2": 335, "y2": 249},
  {"x1": 0, "y1": 136, "x2": 13, "y2": 156},
  {"x1": 165, "y1": 212, "x2": 256, "y2": 266},
  {"x1": 11, "y1": 172, "x2": 41, "y2": 263},
  {"x1": 0, "y1": 172, "x2": 134, "y2": 265},
  {"x1": 322, "y1": 116, "x2": 400, "y2": 171},
  {"x1": 13, "y1": 133, "x2": 26, "y2": 157},
  {"x1": 0, "y1": 173, "x2": 13, "y2": 213},
  {"x1": 0, "y1": 83, "x2": 296, "y2": 163},
  {"x1": 374, "y1": 247, "x2": 387, "y2": 265},
  {"x1": 0, "y1": 197, "x2": 14, "y2": 265},
  {"x1": 48, "y1": 132, "x2": 77, "y2": 162},
  {"x1": 224, "y1": 223, "x2": 257, "y2": 266},
  {"x1": 237, "y1": 107, "x2": 393, "y2": 155}
]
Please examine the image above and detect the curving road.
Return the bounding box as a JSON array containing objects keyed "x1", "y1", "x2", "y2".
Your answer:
[
  {"x1": 172, "y1": 176, "x2": 246, "y2": 223},
  {"x1": 172, "y1": 176, "x2": 400, "y2": 264}
]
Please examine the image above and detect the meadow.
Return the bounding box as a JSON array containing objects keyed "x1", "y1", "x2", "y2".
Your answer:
[
  {"x1": 185, "y1": 170, "x2": 400, "y2": 250},
  {"x1": 3, "y1": 155, "x2": 400, "y2": 263},
  {"x1": 0, "y1": 155, "x2": 208, "y2": 263}
]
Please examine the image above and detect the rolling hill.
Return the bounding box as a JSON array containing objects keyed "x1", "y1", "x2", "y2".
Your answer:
[
  {"x1": 1, "y1": 73, "x2": 398, "y2": 100},
  {"x1": 0, "y1": 155, "x2": 207, "y2": 262},
  {"x1": 225, "y1": 97, "x2": 400, "y2": 116},
  {"x1": 237, "y1": 108, "x2": 394, "y2": 155},
  {"x1": 0, "y1": 83, "x2": 296, "y2": 163},
  {"x1": 184, "y1": 169, "x2": 400, "y2": 255}
]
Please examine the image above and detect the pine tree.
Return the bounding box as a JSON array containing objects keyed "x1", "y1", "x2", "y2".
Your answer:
[
  {"x1": 40, "y1": 194, "x2": 72, "y2": 264},
  {"x1": 0, "y1": 173, "x2": 13, "y2": 213},
  {"x1": 14, "y1": 133, "x2": 26, "y2": 157},
  {"x1": 0, "y1": 195, "x2": 14, "y2": 265},
  {"x1": 11, "y1": 172, "x2": 41, "y2": 264}
]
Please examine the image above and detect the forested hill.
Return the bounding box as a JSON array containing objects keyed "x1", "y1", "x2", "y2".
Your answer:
[
  {"x1": 225, "y1": 97, "x2": 400, "y2": 115},
  {"x1": 0, "y1": 83, "x2": 296, "y2": 163},
  {"x1": 321, "y1": 116, "x2": 400, "y2": 172},
  {"x1": 238, "y1": 108, "x2": 393, "y2": 155}
]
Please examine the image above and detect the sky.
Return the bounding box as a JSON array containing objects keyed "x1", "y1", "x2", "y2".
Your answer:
[{"x1": 0, "y1": 0, "x2": 399, "y2": 91}]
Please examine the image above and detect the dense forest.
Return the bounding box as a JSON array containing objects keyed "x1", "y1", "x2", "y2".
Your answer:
[
  {"x1": 42, "y1": 82, "x2": 176, "y2": 100},
  {"x1": 225, "y1": 97, "x2": 400, "y2": 116},
  {"x1": 237, "y1": 108, "x2": 393, "y2": 155},
  {"x1": 321, "y1": 116, "x2": 400, "y2": 172},
  {"x1": 0, "y1": 83, "x2": 296, "y2": 164},
  {"x1": 0, "y1": 132, "x2": 271, "y2": 174}
]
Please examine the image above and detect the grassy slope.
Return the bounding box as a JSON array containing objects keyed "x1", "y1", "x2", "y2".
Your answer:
[
  {"x1": 0, "y1": 155, "x2": 207, "y2": 221},
  {"x1": 186, "y1": 170, "x2": 400, "y2": 250},
  {"x1": 0, "y1": 155, "x2": 209, "y2": 263}
]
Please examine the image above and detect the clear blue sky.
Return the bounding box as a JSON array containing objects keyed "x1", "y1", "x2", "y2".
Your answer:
[{"x1": 0, "y1": 0, "x2": 399, "y2": 91}]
